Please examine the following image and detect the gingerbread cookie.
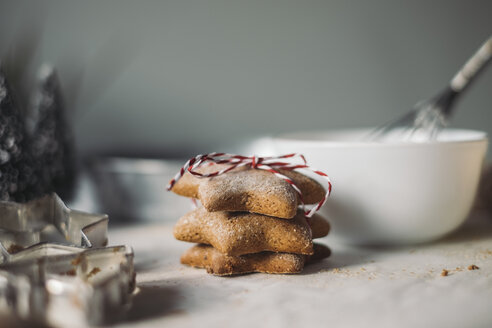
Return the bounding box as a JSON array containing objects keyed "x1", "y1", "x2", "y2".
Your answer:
[
  {"x1": 181, "y1": 243, "x2": 331, "y2": 275},
  {"x1": 171, "y1": 164, "x2": 325, "y2": 219},
  {"x1": 173, "y1": 207, "x2": 330, "y2": 256}
]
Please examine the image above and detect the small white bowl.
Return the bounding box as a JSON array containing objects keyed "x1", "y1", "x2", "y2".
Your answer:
[{"x1": 273, "y1": 129, "x2": 488, "y2": 245}]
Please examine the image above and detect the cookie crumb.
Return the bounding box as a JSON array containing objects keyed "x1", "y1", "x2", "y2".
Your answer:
[
  {"x1": 60, "y1": 269, "x2": 76, "y2": 276},
  {"x1": 441, "y1": 269, "x2": 449, "y2": 277},
  {"x1": 7, "y1": 244, "x2": 24, "y2": 254},
  {"x1": 87, "y1": 267, "x2": 101, "y2": 278},
  {"x1": 467, "y1": 264, "x2": 479, "y2": 271}
]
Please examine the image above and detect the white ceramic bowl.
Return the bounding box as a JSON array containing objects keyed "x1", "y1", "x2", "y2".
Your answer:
[{"x1": 273, "y1": 129, "x2": 488, "y2": 245}]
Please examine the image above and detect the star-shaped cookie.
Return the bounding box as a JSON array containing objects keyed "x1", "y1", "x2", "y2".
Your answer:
[
  {"x1": 173, "y1": 207, "x2": 330, "y2": 256},
  {"x1": 171, "y1": 164, "x2": 326, "y2": 219},
  {"x1": 181, "y1": 242, "x2": 331, "y2": 275}
]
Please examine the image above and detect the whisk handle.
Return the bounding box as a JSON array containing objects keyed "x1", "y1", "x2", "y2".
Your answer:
[{"x1": 450, "y1": 37, "x2": 492, "y2": 92}]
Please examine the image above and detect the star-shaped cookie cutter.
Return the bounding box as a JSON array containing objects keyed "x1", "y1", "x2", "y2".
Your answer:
[
  {"x1": 0, "y1": 243, "x2": 135, "y2": 327},
  {"x1": 0, "y1": 193, "x2": 108, "y2": 263}
]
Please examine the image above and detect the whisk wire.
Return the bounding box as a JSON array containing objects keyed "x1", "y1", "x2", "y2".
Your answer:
[{"x1": 369, "y1": 36, "x2": 491, "y2": 142}]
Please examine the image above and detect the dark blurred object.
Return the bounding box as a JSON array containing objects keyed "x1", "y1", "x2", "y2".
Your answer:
[
  {"x1": 88, "y1": 156, "x2": 191, "y2": 223},
  {"x1": 28, "y1": 65, "x2": 76, "y2": 200},
  {"x1": 475, "y1": 163, "x2": 492, "y2": 217},
  {"x1": 0, "y1": 64, "x2": 76, "y2": 202},
  {"x1": 0, "y1": 67, "x2": 33, "y2": 202},
  {"x1": 0, "y1": 26, "x2": 138, "y2": 203}
]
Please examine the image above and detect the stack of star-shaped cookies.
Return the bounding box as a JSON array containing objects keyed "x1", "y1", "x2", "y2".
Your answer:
[{"x1": 172, "y1": 164, "x2": 331, "y2": 275}]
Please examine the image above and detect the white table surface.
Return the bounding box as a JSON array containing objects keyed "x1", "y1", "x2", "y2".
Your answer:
[{"x1": 107, "y1": 211, "x2": 492, "y2": 328}]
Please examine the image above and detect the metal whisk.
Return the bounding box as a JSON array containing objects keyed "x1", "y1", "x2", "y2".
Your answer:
[{"x1": 370, "y1": 37, "x2": 492, "y2": 142}]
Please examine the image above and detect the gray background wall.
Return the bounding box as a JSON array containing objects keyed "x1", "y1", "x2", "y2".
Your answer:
[{"x1": 0, "y1": 0, "x2": 491, "y2": 157}]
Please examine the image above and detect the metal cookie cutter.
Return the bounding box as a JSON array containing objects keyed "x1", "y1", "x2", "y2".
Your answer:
[
  {"x1": 0, "y1": 193, "x2": 108, "y2": 263},
  {"x1": 0, "y1": 244, "x2": 135, "y2": 327}
]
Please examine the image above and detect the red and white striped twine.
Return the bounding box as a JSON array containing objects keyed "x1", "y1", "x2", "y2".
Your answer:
[{"x1": 167, "y1": 153, "x2": 332, "y2": 218}]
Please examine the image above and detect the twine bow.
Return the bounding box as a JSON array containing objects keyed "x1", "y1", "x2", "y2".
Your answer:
[{"x1": 167, "y1": 153, "x2": 332, "y2": 218}]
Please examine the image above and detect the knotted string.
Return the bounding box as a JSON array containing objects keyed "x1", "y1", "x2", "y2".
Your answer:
[{"x1": 167, "y1": 153, "x2": 332, "y2": 218}]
